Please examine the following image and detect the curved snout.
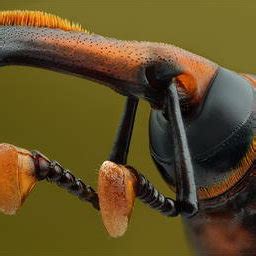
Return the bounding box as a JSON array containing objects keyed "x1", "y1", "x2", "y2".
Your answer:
[{"x1": 0, "y1": 25, "x2": 217, "y2": 108}]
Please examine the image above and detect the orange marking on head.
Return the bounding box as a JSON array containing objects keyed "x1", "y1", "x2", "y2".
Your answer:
[
  {"x1": 176, "y1": 73, "x2": 197, "y2": 97},
  {"x1": 176, "y1": 55, "x2": 217, "y2": 104},
  {"x1": 154, "y1": 44, "x2": 218, "y2": 103},
  {"x1": 0, "y1": 10, "x2": 87, "y2": 33}
]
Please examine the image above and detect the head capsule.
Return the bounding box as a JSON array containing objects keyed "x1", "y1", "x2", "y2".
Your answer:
[{"x1": 149, "y1": 67, "x2": 256, "y2": 199}]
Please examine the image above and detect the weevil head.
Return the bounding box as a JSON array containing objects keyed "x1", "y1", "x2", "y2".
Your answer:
[
  {"x1": 149, "y1": 67, "x2": 256, "y2": 201},
  {"x1": 3, "y1": 10, "x2": 255, "y2": 202}
]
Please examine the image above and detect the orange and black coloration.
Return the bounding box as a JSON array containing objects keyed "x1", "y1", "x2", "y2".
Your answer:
[{"x1": 1, "y1": 10, "x2": 256, "y2": 255}]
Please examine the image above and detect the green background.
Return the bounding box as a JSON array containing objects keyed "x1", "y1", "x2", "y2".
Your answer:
[{"x1": 0, "y1": 1, "x2": 255, "y2": 255}]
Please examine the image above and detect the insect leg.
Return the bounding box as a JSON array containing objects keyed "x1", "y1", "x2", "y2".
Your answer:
[
  {"x1": 106, "y1": 96, "x2": 180, "y2": 217},
  {"x1": 109, "y1": 96, "x2": 138, "y2": 164}
]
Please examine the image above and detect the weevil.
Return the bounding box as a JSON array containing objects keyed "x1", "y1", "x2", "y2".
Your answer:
[{"x1": 0, "y1": 10, "x2": 256, "y2": 255}]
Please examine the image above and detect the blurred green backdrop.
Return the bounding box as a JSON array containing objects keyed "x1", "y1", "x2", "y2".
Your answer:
[{"x1": 0, "y1": 0, "x2": 255, "y2": 255}]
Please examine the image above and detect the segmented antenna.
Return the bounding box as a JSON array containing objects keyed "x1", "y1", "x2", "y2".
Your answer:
[
  {"x1": 32, "y1": 150, "x2": 99, "y2": 210},
  {"x1": 129, "y1": 167, "x2": 179, "y2": 217}
]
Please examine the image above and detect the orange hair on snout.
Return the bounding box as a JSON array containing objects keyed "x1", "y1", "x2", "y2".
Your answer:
[{"x1": 0, "y1": 10, "x2": 87, "y2": 32}]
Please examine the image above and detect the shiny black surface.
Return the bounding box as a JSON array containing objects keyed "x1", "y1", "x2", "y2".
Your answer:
[{"x1": 149, "y1": 68, "x2": 255, "y2": 188}]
